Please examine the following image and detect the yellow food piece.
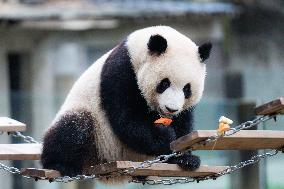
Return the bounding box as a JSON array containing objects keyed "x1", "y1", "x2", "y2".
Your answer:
[{"x1": 217, "y1": 123, "x2": 231, "y2": 136}]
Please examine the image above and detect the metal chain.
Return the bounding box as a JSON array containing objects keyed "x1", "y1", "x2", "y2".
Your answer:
[
  {"x1": 127, "y1": 114, "x2": 275, "y2": 173},
  {"x1": 217, "y1": 149, "x2": 280, "y2": 177},
  {"x1": 190, "y1": 114, "x2": 274, "y2": 150},
  {"x1": 0, "y1": 162, "x2": 21, "y2": 175},
  {"x1": 9, "y1": 131, "x2": 40, "y2": 144},
  {"x1": 127, "y1": 152, "x2": 182, "y2": 172},
  {"x1": 53, "y1": 174, "x2": 98, "y2": 183},
  {"x1": 131, "y1": 148, "x2": 283, "y2": 185},
  {"x1": 129, "y1": 114, "x2": 279, "y2": 185},
  {"x1": 0, "y1": 114, "x2": 281, "y2": 184}
]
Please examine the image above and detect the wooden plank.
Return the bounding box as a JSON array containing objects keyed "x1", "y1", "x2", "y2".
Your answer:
[
  {"x1": 88, "y1": 161, "x2": 228, "y2": 178},
  {"x1": 0, "y1": 117, "x2": 26, "y2": 132},
  {"x1": 0, "y1": 144, "x2": 42, "y2": 160},
  {"x1": 255, "y1": 97, "x2": 284, "y2": 115},
  {"x1": 21, "y1": 168, "x2": 61, "y2": 179},
  {"x1": 170, "y1": 130, "x2": 284, "y2": 152},
  {"x1": 20, "y1": 162, "x2": 228, "y2": 179}
]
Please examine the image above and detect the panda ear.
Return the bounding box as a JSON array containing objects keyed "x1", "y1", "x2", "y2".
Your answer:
[
  {"x1": 198, "y1": 42, "x2": 212, "y2": 62},
  {"x1": 147, "y1": 34, "x2": 167, "y2": 55}
]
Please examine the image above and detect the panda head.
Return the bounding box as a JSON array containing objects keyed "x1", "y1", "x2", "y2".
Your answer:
[{"x1": 127, "y1": 26, "x2": 212, "y2": 117}]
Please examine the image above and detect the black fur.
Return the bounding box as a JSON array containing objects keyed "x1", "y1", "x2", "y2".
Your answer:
[
  {"x1": 168, "y1": 152, "x2": 201, "y2": 171},
  {"x1": 198, "y1": 42, "x2": 212, "y2": 62},
  {"x1": 183, "y1": 83, "x2": 192, "y2": 99},
  {"x1": 156, "y1": 78, "x2": 171, "y2": 94},
  {"x1": 41, "y1": 110, "x2": 97, "y2": 176},
  {"x1": 100, "y1": 41, "x2": 200, "y2": 170},
  {"x1": 147, "y1": 34, "x2": 167, "y2": 55}
]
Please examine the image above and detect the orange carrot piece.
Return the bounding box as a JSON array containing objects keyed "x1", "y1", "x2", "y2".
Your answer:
[{"x1": 154, "y1": 118, "x2": 173, "y2": 126}]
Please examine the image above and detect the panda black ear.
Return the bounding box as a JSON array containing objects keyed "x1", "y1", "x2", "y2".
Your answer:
[
  {"x1": 198, "y1": 42, "x2": 212, "y2": 62},
  {"x1": 147, "y1": 34, "x2": 167, "y2": 55}
]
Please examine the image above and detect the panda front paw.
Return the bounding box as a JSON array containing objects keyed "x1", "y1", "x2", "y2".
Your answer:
[
  {"x1": 168, "y1": 153, "x2": 200, "y2": 171},
  {"x1": 153, "y1": 125, "x2": 176, "y2": 141},
  {"x1": 132, "y1": 176, "x2": 148, "y2": 183}
]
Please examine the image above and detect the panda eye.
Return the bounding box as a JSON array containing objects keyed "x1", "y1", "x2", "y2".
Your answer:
[
  {"x1": 156, "y1": 78, "x2": 171, "y2": 94},
  {"x1": 183, "y1": 83, "x2": 192, "y2": 99}
]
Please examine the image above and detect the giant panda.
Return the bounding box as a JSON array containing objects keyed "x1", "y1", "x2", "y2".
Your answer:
[{"x1": 41, "y1": 26, "x2": 212, "y2": 179}]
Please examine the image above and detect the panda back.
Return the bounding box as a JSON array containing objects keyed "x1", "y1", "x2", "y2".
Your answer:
[{"x1": 52, "y1": 50, "x2": 113, "y2": 124}]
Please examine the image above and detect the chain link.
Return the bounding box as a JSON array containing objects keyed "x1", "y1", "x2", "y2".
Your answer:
[
  {"x1": 130, "y1": 114, "x2": 280, "y2": 185},
  {"x1": 9, "y1": 131, "x2": 40, "y2": 144},
  {"x1": 127, "y1": 152, "x2": 182, "y2": 172},
  {"x1": 199, "y1": 115, "x2": 274, "y2": 149},
  {"x1": 128, "y1": 114, "x2": 276, "y2": 172},
  {"x1": 0, "y1": 114, "x2": 282, "y2": 184},
  {"x1": 217, "y1": 149, "x2": 279, "y2": 177},
  {"x1": 53, "y1": 174, "x2": 98, "y2": 183},
  {"x1": 131, "y1": 148, "x2": 282, "y2": 185},
  {"x1": 0, "y1": 162, "x2": 21, "y2": 174}
]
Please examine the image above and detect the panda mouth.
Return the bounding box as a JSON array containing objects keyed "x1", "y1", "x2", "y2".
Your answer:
[{"x1": 158, "y1": 108, "x2": 175, "y2": 118}]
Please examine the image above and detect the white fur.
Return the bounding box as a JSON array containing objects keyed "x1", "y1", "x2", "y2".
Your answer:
[
  {"x1": 158, "y1": 88, "x2": 185, "y2": 116},
  {"x1": 127, "y1": 26, "x2": 206, "y2": 116},
  {"x1": 53, "y1": 49, "x2": 151, "y2": 165}
]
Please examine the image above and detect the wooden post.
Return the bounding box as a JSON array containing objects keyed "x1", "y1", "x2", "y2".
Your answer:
[
  {"x1": 237, "y1": 102, "x2": 264, "y2": 189},
  {"x1": 224, "y1": 72, "x2": 264, "y2": 189}
]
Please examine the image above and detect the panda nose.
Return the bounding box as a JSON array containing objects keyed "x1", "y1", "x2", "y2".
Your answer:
[{"x1": 165, "y1": 106, "x2": 178, "y2": 113}]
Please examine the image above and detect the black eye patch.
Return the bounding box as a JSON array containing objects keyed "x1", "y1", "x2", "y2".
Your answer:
[
  {"x1": 156, "y1": 78, "x2": 171, "y2": 94},
  {"x1": 183, "y1": 83, "x2": 192, "y2": 99}
]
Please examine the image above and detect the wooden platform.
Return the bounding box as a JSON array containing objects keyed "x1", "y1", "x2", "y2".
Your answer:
[
  {"x1": 171, "y1": 130, "x2": 284, "y2": 152},
  {"x1": 1, "y1": 130, "x2": 284, "y2": 160},
  {"x1": 21, "y1": 161, "x2": 228, "y2": 179},
  {"x1": 0, "y1": 117, "x2": 26, "y2": 132},
  {"x1": 0, "y1": 144, "x2": 42, "y2": 160},
  {"x1": 255, "y1": 97, "x2": 284, "y2": 115},
  {"x1": 4, "y1": 97, "x2": 284, "y2": 180}
]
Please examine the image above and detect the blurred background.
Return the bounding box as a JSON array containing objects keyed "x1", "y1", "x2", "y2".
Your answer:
[{"x1": 0, "y1": 0, "x2": 283, "y2": 189}]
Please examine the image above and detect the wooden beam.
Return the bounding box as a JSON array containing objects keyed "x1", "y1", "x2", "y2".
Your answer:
[
  {"x1": 21, "y1": 168, "x2": 61, "y2": 179},
  {"x1": 171, "y1": 130, "x2": 284, "y2": 152},
  {"x1": 0, "y1": 144, "x2": 42, "y2": 160},
  {"x1": 20, "y1": 161, "x2": 228, "y2": 179},
  {"x1": 0, "y1": 117, "x2": 26, "y2": 132},
  {"x1": 255, "y1": 97, "x2": 284, "y2": 115},
  {"x1": 91, "y1": 161, "x2": 227, "y2": 177}
]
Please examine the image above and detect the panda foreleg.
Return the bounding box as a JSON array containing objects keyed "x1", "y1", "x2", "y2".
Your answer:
[
  {"x1": 150, "y1": 124, "x2": 177, "y2": 154},
  {"x1": 166, "y1": 110, "x2": 201, "y2": 170},
  {"x1": 41, "y1": 110, "x2": 97, "y2": 176},
  {"x1": 117, "y1": 121, "x2": 177, "y2": 156}
]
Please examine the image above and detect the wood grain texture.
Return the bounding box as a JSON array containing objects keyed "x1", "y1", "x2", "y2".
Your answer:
[
  {"x1": 170, "y1": 130, "x2": 284, "y2": 152},
  {"x1": 0, "y1": 144, "x2": 42, "y2": 160},
  {"x1": 89, "y1": 161, "x2": 228, "y2": 177},
  {"x1": 255, "y1": 97, "x2": 284, "y2": 115},
  {"x1": 21, "y1": 168, "x2": 61, "y2": 178},
  {"x1": 0, "y1": 117, "x2": 26, "y2": 132}
]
